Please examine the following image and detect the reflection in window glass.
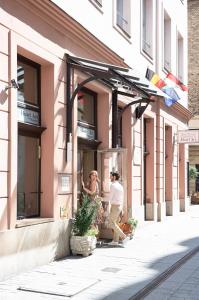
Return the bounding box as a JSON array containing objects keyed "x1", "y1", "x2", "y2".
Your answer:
[
  {"x1": 17, "y1": 135, "x2": 40, "y2": 218},
  {"x1": 17, "y1": 60, "x2": 38, "y2": 105},
  {"x1": 78, "y1": 92, "x2": 95, "y2": 125},
  {"x1": 116, "y1": 0, "x2": 131, "y2": 36},
  {"x1": 142, "y1": 0, "x2": 153, "y2": 58}
]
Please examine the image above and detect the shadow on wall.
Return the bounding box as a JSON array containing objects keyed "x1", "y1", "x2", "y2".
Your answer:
[
  {"x1": 0, "y1": 219, "x2": 72, "y2": 281},
  {"x1": 0, "y1": 89, "x2": 8, "y2": 104}
]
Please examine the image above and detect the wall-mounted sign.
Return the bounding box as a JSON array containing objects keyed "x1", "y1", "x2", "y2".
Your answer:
[
  {"x1": 177, "y1": 130, "x2": 199, "y2": 144},
  {"x1": 18, "y1": 107, "x2": 39, "y2": 125},
  {"x1": 77, "y1": 125, "x2": 95, "y2": 140},
  {"x1": 58, "y1": 174, "x2": 72, "y2": 194}
]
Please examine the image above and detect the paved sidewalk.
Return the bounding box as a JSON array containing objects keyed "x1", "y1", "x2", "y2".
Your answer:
[{"x1": 1, "y1": 205, "x2": 199, "y2": 300}]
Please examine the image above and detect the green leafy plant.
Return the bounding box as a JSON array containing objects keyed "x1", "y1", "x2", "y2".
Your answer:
[
  {"x1": 189, "y1": 166, "x2": 199, "y2": 180},
  {"x1": 127, "y1": 217, "x2": 138, "y2": 229},
  {"x1": 72, "y1": 194, "x2": 98, "y2": 236}
]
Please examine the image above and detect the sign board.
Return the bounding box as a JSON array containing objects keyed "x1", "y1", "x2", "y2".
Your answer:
[
  {"x1": 77, "y1": 125, "x2": 95, "y2": 140},
  {"x1": 18, "y1": 107, "x2": 39, "y2": 125},
  {"x1": 177, "y1": 130, "x2": 199, "y2": 144}
]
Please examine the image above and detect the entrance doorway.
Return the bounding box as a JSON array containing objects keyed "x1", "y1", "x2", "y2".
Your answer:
[
  {"x1": 77, "y1": 147, "x2": 97, "y2": 204},
  {"x1": 17, "y1": 134, "x2": 40, "y2": 218}
]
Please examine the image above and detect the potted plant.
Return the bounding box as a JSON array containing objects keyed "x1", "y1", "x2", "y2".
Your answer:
[
  {"x1": 70, "y1": 194, "x2": 98, "y2": 257},
  {"x1": 119, "y1": 217, "x2": 138, "y2": 240}
]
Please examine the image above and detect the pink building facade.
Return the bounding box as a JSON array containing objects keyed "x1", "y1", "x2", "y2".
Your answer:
[{"x1": 0, "y1": 0, "x2": 191, "y2": 279}]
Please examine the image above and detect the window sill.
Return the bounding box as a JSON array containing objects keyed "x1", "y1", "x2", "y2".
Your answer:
[
  {"x1": 140, "y1": 49, "x2": 154, "y2": 64},
  {"x1": 89, "y1": 0, "x2": 103, "y2": 13},
  {"x1": 113, "y1": 25, "x2": 132, "y2": 44},
  {"x1": 16, "y1": 218, "x2": 55, "y2": 228}
]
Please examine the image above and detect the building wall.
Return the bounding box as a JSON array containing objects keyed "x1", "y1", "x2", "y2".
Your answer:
[
  {"x1": 188, "y1": 0, "x2": 199, "y2": 115},
  {"x1": 0, "y1": 0, "x2": 191, "y2": 279},
  {"x1": 188, "y1": 0, "x2": 199, "y2": 199}
]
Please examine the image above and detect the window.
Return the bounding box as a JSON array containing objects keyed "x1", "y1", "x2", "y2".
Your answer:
[
  {"x1": 17, "y1": 55, "x2": 41, "y2": 126},
  {"x1": 164, "y1": 12, "x2": 171, "y2": 71},
  {"x1": 17, "y1": 55, "x2": 41, "y2": 219},
  {"x1": 142, "y1": 0, "x2": 153, "y2": 58},
  {"x1": 77, "y1": 88, "x2": 97, "y2": 140},
  {"x1": 177, "y1": 32, "x2": 184, "y2": 82},
  {"x1": 116, "y1": 0, "x2": 131, "y2": 36}
]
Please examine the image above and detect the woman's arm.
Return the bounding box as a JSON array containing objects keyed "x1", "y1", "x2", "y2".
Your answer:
[{"x1": 82, "y1": 180, "x2": 97, "y2": 195}]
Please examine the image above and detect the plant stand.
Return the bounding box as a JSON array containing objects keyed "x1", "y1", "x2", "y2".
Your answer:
[{"x1": 70, "y1": 235, "x2": 97, "y2": 257}]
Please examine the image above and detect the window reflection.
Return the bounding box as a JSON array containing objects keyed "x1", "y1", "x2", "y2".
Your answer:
[{"x1": 17, "y1": 60, "x2": 38, "y2": 105}]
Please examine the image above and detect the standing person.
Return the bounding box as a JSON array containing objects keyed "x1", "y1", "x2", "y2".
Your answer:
[
  {"x1": 81, "y1": 170, "x2": 104, "y2": 226},
  {"x1": 81, "y1": 170, "x2": 99, "y2": 200},
  {"x1": 108, "y1": 172, "x2": 128, "y2": 246}
]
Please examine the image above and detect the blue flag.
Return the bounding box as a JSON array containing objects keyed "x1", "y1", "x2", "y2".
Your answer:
[{"x1": 162, "y1": 86, "x2": 180, "y2": 107}]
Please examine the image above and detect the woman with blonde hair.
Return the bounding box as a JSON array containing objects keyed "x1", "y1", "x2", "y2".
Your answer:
[
  {"x1": 81, "y1": 170, "x2": 104, "y2": 226},
  {"x1": 81, "y1": 170, "x2": 99, "y2": 200}
]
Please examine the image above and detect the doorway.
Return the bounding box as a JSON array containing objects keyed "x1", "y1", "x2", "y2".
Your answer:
[
  {"x1": 77, "y1": 147, "x2": 97, "y2": 203},
  {"x1": 17, "y1": 134, "x2": 40, "y2": 218}
]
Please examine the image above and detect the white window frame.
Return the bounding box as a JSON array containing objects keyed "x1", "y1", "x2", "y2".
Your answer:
[
  {"x1": 115, "y1": 0, "x2": 131, "y2": 38},
  {"x1": 141, "y1": 0, "x2": 153, "y2": 59},
  {"x1": 177, "y1": 31, "x2": 184, "y2": 82},
  {"x1": 163, "y1": 11, "x2": 171, "y2": 72},
  {"x1": 89, "y1": 0, "x2": 103, "y2": 11}
]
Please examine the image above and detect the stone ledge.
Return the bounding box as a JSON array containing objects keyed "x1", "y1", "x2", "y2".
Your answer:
[{"x1": 15, "y1": 218, "x2": 55, "y2": 228}]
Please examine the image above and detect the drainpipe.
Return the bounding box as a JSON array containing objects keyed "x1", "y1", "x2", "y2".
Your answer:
[{"x1": 112, "y1": 89, "x2": 118, "y2": 148}]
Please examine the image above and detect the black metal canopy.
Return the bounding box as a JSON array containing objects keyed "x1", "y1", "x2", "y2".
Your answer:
[{"x1": 65, "y1": 54, "x2": 157, "y2": 156}]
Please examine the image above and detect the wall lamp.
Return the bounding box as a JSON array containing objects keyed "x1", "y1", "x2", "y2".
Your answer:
[{"x1": 5, "y1": 79, "x2": 19, "y2": 91}]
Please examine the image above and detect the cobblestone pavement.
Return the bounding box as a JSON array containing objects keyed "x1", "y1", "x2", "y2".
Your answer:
[{"x1": 1, "y1": 205, "x2": 199, "y2": 300}]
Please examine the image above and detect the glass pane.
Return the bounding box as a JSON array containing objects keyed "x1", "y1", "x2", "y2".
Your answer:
[
  {"x1": 17, "y1": 135, "x2": 40, "y2": 218},
  {"x1": 78, "y1": 92, "x2": 94, "y2": 125},
  {"x1": 17, "y1": 60, "x2": 38, "y2": 105}
]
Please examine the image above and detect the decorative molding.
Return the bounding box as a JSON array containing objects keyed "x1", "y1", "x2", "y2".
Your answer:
[{"x1": 16, "y1": 0, "x2": 127, "y2": 67}]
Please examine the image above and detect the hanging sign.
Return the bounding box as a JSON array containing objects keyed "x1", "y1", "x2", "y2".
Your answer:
[
  {"x1": 18, "y1": 107, "x2": 39, "y2": 125},
  {"x1": 77, "y1": 125, "x2": 95, "y2": 140},
  {"x1": 177, "y1": 130, "x2": 199, "y2": 144}
]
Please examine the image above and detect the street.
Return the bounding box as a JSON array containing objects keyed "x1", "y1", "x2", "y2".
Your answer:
[{"x1": 1, "y1": 205, "x2": 199, "y2": 299}]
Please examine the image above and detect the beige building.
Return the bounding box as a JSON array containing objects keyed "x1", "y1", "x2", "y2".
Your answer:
[
  {"x1": 188, "y1": 0, "x2": 199, "y2": 201},
  {"x1": 0, "y1": 0, "x2": 191, "y2": 280}
]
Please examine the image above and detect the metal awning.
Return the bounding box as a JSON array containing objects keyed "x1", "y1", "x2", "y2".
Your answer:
[
  {"x1": 65, "y1": 54, "x2": 157, "y2": 159},
  {"x1": 66, "y1": 54, "x2": 158, "y2": 98}
]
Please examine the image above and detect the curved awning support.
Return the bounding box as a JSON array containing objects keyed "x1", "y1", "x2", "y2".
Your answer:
[{"x1": 65, "y1": 54, "x2": 156, "y2": 158}]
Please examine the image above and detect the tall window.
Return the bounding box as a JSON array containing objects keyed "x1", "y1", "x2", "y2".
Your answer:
[
  {"x1": 142, "y1": 0, "x2": 153, "y2": 58},
  {"x1": 17, "y1": 55, "x2": 41, "y2": 219},
  {"x1": 177, "y1": 32, "x2": 184, "y2": 82},
  {"x1": 164, "y1": 12, "x2": 171, "y2": 71},
  {"x1": 116, "y1": 0, "x2": 131, "y2": 36}
]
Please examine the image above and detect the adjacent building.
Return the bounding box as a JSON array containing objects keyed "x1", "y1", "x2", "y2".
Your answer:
[
  {"x1": 188, "y1": 0, "x2": 199, "y2": 201},
  {"x1": 0, "y1": 0, "x2": 191, "y2": 279}
]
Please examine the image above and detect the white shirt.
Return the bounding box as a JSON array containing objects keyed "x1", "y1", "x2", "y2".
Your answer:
[{"x1": 109, "y1": 181, "x2": 124, "y2": 206}]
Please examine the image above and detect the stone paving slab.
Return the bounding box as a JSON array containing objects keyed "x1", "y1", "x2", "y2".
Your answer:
[{"x1": 1, "y1": 206, "x2": 199, "y2": 300}]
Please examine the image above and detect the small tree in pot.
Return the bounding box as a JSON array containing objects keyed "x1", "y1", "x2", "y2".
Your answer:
[{"x1": 70, "y1": 194, "x2": 98, "y2": 256}]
